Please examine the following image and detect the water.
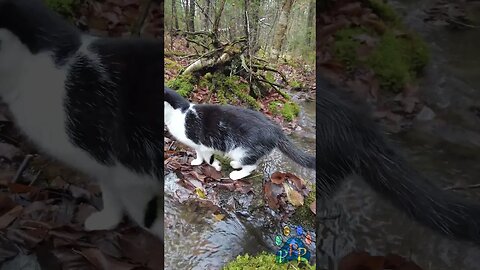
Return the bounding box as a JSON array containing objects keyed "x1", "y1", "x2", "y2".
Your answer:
[
  {"x1": 164, "y1": 99, "x2": 317, "y2": 269},
  {"x1": 316, "y1": 1, "x2": 480, "y2": 269}
]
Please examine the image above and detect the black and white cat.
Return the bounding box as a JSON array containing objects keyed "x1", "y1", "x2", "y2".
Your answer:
[
  {"x1": 164, "y1": 87, "x2": 315, "y2": 180},
  {"x1": 0, "y1": 0, "x2": 163, "y2": 239}
]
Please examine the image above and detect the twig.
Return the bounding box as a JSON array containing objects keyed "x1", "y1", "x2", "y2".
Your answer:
[
  {"x1": 13, "y1": 154, "x2": 33, "y2": 183},
  {"x1": 444, "y1": 183, "x2": 480, "y2": 191}
]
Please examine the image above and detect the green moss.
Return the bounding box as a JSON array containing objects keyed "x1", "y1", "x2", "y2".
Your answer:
[
  {"x1": 366, "y1": 31, "x2": 429, "y2": 92},
  {"x1": 281, "y1": 102, "x2": 300, "y2": 122},
  {"x1": 165, "y1": 58, "x2": 183, "y2": 72},
  {"x1": 44, "y1": 0, "x2": 77, "y2": 19},
  {"x1": 365, "y1": 0, "x2": 400, "y2": 25},
  {"x1": 268, "y1": 101, "x2": 282, "y2": 115},
  {"x1": 223, "y1": 252, "x2": 315, "y2": 270},
  {"x1": 333, "y1": 25, "x2": 429, "y2": 93},
  {"x1": 204, "y1": 73, "x2": 260, "y2": 109},
  {"x1": 290, "y1": 80, "x2": 303, "y2": 88},
  {"x1": 265, "y1": 72, "x2": 275, "y2": 84},
  {"x1": 291, "y1": 183, "x2": 316, "y2": 228},
  {"x1": 333, "y1": 27, "x2": 368, "y2": 69},
  {"x1": 166, "y1": 74, "x2": 196, "y2": 97}
]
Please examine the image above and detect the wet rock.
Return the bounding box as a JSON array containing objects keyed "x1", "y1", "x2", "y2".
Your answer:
[{"x1": 415, "y1": 106, "x2": 436, "y2": 121}]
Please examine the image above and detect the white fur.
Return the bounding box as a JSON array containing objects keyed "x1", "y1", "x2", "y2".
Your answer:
[
  {"x1": 164, "y1": 102, "x2": 258, "y2": 179},
  {"x1": 0, "y1": 30, "x2": 161, "y2": 237}
]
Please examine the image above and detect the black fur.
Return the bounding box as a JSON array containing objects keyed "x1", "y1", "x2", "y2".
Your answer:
[
  {"x1": 144, "y1": 196, "x2": 158, "y2": 228},
  {"x1": 317, "y1": 75, "x2": 480, "y2": 243},
  {"x1": 165, "y1": 87, "x2": 315, "y2": 168},
  {"x1": 67, "y1": 38, "x2": 164, "y2": 178}
]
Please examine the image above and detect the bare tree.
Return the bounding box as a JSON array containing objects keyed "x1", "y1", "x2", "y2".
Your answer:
[
  {"x1": 306, "y1": 0, "x2": 315, "y2": 46},
  {"x1": 272, "y1": 0, "x2": 295, "y2": 59}
]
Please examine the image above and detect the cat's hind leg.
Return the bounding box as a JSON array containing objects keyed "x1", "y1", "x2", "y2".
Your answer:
[
  {"x1": 191, "y1": 149, "x2": 204, "y2": 165},
  {"x1": 229, "y1": 164, "x2": 257, "y2": 180}
]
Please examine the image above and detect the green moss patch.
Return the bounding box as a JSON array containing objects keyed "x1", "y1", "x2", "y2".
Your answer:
[
  {"x1": 291, "y1": 183, "x2": 315, "y2": 228},
  {"x1": 223, "y1": 252, "x2": 315, "y2": 270},
  {"x1": 281, "y1": 102, "x2": 300, "y2": 122},
  {"x1": 166, "y1": 74, "x2": 196, "y2": 97},
  {"x1": 333, "y1": 25, "x2": 429, "y2": 92}
]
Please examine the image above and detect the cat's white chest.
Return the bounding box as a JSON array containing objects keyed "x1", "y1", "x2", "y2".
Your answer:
[
  {"x1": 165, "y1": 109, "x2": 197, "y2": 148},
  {"x1": 2, "y1": 52, "x2": 103, "y2": 174}
]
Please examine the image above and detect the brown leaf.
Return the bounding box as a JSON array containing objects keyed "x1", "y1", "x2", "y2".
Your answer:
[
  {"x1": 0, "y1": 205, "x2": 23, "y2": 229},
  {"x1": 285, "y1": 172, "x2": 305, "y2": 190},
  {"x1": 0, "y1": 193, "x2": 16, "y2": 216},
  {"x1": 270, "y1": 172, "x2": 286, "y2": 185},
  {"x1": 283, "y1": 183, "x2": 304, "y2": 207},
  {"x1": 202, "y1": 166, "x2": 222, "y2": 180},
  {"x1": 263, "y1": 182, "x2": 279, "y2": 210},
  {"x1": 118, "y1": 228, "x2": 164, "y2": 269},
  {"x1": 8, "y1": 183, "x2": 36, "y2": 193}
]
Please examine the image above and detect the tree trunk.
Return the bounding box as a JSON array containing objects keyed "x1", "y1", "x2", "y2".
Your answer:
[
  {"x1": 212, "y1": 0, "x2": 227, "y2": 35},
  {"x1": 272, "y1": 0, "x2": 295, "y2": 59},
  {"x1": 172, "y1": 0, "x2": 179, "y2": 31},
  {"x1": 188, "y1": 0, "x2": 196, "y2": 32},
  {"x1": 305, "y1": 0, "x2": 315, "y2": 47},
  {"x1": 204, "y1": 0, "x2": 211, "y2": 30},
  {"x1": 183, "y1": 0, "x2": 190, "y2": 31},
  {"x1": 249, "y1": 0, "x2": 261, "y2": 53}
]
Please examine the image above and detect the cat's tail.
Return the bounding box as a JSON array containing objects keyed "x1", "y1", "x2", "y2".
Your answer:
[
  {"x1": 276, "y1": 135, "x2": 316, "y2": 169},
  {"x1": 355, "y1": 139, "x2": 480, "y2": 243}
]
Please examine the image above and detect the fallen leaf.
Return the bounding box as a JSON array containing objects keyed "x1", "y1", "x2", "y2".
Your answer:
[
  {"x1": 0, "y1": 205, "x2": 23, "y2": 229},
  {"x1": 213, "y1": 213, "x2": 225, "y2": 221},
  {"x1": 194, "y1": 187, "x2": 207, "y2": 199},
  {"x1": 271, "y1": 172, "x2": 286, "y2": 185},
  {"x1": 282, "y1": 183, "x2": 304, "y2": 207},
  {"x1": 263, "y1": 182, "x2": 279, "y2": 210},
  {"x1": 202, "y1": 166, "x2": 222, "y2": 180}
]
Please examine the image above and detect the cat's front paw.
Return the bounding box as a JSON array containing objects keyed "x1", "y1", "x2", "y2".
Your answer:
[
  {"x1": 84, "y1": 210, "x2": 123, "y2": 231},
  {"x1": 229, "y1": 170, "x2": 248, "y2": 180},
  {"x1": 191, "y1": 157, "x2": 203, "y2": 166}
]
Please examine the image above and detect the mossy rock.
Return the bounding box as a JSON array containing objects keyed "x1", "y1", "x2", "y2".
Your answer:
[
  {"x1": 281, "y1": 102, "x2": 300, "y2": 122},
  {"x1": 366, "y1": 31, "x2": 429, "y2": 92},
  {"x1": 223, "y1": 252, "x2": 315, "y2": 270},
  {"x1": 203, "y1": 73, "x2": 260, "y2": 109},
  {"x1": 166, "y1": 74, "x2": 196, "y2": 97},
  {"x1": 333, "y1": 23, "x2": 429, "y2": 92}
]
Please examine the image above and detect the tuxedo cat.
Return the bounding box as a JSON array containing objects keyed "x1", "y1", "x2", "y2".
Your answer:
[
  {"x1": 164, "y1": 87, "x2": 315, "y2": 180},
  {"x1": 0, "y1": 0, "x2": 163, "y2": 239},
  {"x1": 317, "y1": 75, "x2": 480, "y2": 245}
]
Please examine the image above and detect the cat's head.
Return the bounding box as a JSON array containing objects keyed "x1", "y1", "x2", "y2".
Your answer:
[
  {"x1": 164, "y1": 86, "x2": 190, "y2": 115},
  {"x1": 0, "y1": 0, "x2": 80, "y2": 73}
]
